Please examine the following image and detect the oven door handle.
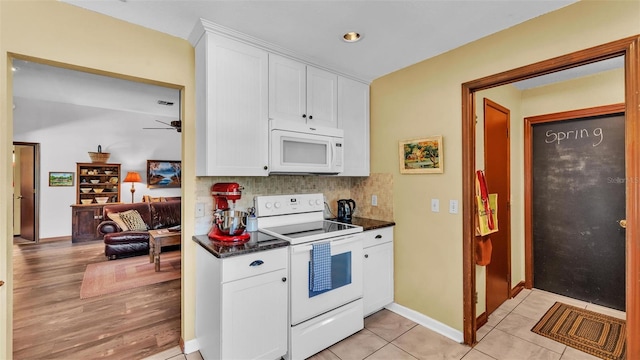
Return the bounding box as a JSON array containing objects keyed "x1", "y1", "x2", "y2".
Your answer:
[{"x1": 291, "y1": 234, "x2": 362, "y2": 253}]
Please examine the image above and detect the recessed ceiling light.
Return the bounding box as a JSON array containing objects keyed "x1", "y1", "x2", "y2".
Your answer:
[{"x1": 342, "y1": 32, "x2": 362, "y2": 43}]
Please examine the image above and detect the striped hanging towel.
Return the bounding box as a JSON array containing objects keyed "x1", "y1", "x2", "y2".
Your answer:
[{"x1": 310, "y1": 242, "x2": 332, "y2": 292}]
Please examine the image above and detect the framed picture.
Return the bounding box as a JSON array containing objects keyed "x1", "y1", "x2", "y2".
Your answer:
[
  {"x1": 399, "y1": 135, "x2": 443, "y2": 174},
  {"x1": 147, "y1": 160, "x2": 181, "y2": 188},
  {"x1": 49, "y1": 172, "x2": 74, "y2": 186}
]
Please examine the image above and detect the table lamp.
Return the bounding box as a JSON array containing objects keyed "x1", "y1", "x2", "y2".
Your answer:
[{"x1": 123, "y1": 171, "x2": 142, "y2": 203}]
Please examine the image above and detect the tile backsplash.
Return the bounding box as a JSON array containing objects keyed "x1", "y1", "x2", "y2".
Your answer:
[{"x1": 194, "y1": 173, "x2": 393, "y2": 234}]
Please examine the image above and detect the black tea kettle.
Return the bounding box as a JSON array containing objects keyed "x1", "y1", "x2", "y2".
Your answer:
[{"x1": 337, "y1": 199, "x2": 356, "y2": 222}]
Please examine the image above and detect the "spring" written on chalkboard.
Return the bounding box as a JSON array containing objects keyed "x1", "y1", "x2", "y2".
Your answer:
[{"x1": 545, "y1": 127, "x2": 603, "y2": 147}]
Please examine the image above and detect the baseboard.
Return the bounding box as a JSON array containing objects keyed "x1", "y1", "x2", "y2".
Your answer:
[
  {"x1": 181, "y1": 337, "x2": 200, "y2": 355},
  {"x1": 511, "y1": 281, "x2": 525, "y2": 298},
  {"x1": 476, "y1": 312, "x2": 487, "y2": 329},
  {"x1": 385, "y1": 303, "x2": 464, "y2": 343}
]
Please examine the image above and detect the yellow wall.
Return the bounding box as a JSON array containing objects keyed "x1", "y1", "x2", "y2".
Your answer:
[
  {"x1": 371, "y1": 0, "x2": 639, "y2": 331},
  {"x1": 0, "y1": 1, "x2": 196, "y2": 356}
]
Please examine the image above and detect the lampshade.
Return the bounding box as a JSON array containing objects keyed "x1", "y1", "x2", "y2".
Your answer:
[{"x1": 124, "y1": 171, "x2": 142, "y2": 183}]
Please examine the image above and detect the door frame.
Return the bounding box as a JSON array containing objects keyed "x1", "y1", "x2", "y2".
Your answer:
[
  {"x1": 461, "y1": 35, "x2": 640, "y2": 360},
  {"x1": 523, "y1": 103, "x2": 626, "y2": 288},
  {"x1": 13, "y1": 142, "x2": 40, "y2": 242}
]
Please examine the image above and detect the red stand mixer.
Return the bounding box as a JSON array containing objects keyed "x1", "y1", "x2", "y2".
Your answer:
[{"x1": 208, "y1": 182, "x2": 251, "y2": 242}]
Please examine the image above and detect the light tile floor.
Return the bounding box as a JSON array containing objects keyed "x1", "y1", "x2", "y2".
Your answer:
[{"x1": 148, "y1": 288, "x2": 626, "y2": 360}]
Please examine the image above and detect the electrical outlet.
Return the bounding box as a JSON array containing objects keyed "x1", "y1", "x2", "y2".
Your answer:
[
  {"x1": 449, "y1": 200, "x2": 458, "y2": 214},
  {"x1": 371, "y1": 195, "x2": 378, "y2": 206},
  {"x1": 431, "y1": 199, "x2": 439, "y2": 212},
  {"x1": 195, "y1": 202, "x2": 205, "y2": 217}
]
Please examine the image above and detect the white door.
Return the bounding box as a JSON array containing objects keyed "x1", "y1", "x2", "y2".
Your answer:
[
  {"x1": 196, "y1": 33, "x2": 269, "y2": 176},
  {"x1": 337, "y1": 77, "x2": 370, "y2": 176},
  {"x1": 306, "y1": 66, "x2": 338, "y2": 128},
  {"x1": 290, "y1": 235, "x2": 363, "y2": 325},
  {"x1": 221, "y1": 269, "x2": 288, "y2": 360},
  {"x1": 268, "y1": 54, "x2": 307, "y2": 124}
]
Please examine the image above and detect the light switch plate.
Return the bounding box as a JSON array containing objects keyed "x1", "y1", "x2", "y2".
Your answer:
[
  {"x1": 195, "y1": 203, "x2": 205, "y2": 217},
  {"x1": 372, "y1": 195, "x2": 378, "y2": 206},
  {"x1": 431, "y1": 199, "x2": 440, "y2": 212},
  {"x1": 449, "y1": 200, "x2": 459, "y2": 214}
]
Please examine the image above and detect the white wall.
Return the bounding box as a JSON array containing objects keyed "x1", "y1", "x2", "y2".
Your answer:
[{"x1": 13, "y1": 97, "x2": 181, "y2": 238}]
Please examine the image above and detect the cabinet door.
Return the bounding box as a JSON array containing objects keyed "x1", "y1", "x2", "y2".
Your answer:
[
  {"x1": 196, "y1": 33, "x2": 269, "y2": 176},
  {"x1": 337, "y1": 77, "x2": 370, "y2": 176},
  {"x1": 363, "y1": 242, "x2": 394, "y2": 316},
  {"x1": 307, "y1": 66, "x2": 338, "y2": 128},
  {"x1": 71, "y1": 206, "x2": 103, "y2": 243},
  {"x1": 269, "y1": 54, "x2": 307, "y2": 124},
  {"x1": 221, "y1": 269, "x2": 288, "y2": 360}
]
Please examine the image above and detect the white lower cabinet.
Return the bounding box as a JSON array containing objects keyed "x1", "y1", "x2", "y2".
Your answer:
[
  {"x1": 363, "y1": 227, "x2": 394, "y2": 316},
  {"x1": 196, "y1": 246, "x2": 288, "y2": 360}
]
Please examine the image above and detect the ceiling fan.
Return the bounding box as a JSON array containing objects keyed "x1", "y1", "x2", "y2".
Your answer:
[{"x1": 143, "y1": 119, "x2": 182, "y2": 132}]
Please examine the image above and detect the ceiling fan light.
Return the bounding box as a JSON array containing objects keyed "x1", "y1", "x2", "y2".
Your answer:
[{"x1": 342, "y1": 32, "x2": 361, "y2": 43}]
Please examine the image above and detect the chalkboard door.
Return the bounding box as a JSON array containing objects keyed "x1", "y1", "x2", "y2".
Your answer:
[{"x1": 532, "y1": 113, "x2": 625, "y2": 311}]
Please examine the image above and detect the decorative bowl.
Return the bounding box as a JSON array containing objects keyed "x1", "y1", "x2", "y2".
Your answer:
[
  {"x1": 95, "y1": 197, "x2": 109, "y2": 204},
  {"x1": 80, "y1": 188, "x2": 91, "y2": 193},
  {"x1": 90, "y1": 180, "x2": 100, "y2": 184},
  {"x1": 93, "y1": 188, "x2": 104, "y2": 193},
  {"x1": 80, "y1": 199, "x2": 93, "y2": 204},
  {"x1": 109, "y1": 177, "x2": 119, "y2": 184},
  {"x1": 104, "y1": 171, "x2": 113, "y2": 175}
]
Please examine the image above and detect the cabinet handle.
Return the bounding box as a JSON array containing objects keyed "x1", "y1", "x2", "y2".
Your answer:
[
  {"x1": 302, "y1": 114, "x2": 307, "y2": 119},
  {"x1": 249, "y1": 260, "x2": 264, "y2": 267},
  {"x1": 364, "y1": 254, "x2": 369, "y2": 258},
  {"x1": 282, "y1": 277, "x2": 287, "y2": 282},
  {"x1": 309, "y1": 115, "x2": 313, "y2": 120},
  {"x1": 263, "y1": 165, "x2": 268, "y2": 170},
  {"x1": 375, "y1": 235, "x2": 382, "y2": 239}
]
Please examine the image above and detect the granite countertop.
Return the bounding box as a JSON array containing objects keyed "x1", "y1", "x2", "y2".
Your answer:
[
  {"x1": 193, "y1": 232, "x2": 289, "y2": 259},
  {"x1": 332, "y1": 217, "x2": 396, "y2": 231}
]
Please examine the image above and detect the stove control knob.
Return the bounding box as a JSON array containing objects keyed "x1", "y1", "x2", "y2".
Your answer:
[
  {"x1": 265, "y1": 202, "x2": 272, "y2": 209},
  {"x1": 316, "y1": 199, "x2": 322, "y2": 206},
  {"x1": 274, "y1": 202, "x2": 281, "y2": 209},
  {"x1": 308, "y1": 200, "x2": 315, "y2": 206}
]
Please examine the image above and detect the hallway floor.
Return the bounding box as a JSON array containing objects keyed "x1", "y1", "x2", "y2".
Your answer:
[{"x1": 151, "y1": 288, "x2": 625, "y2": 360}]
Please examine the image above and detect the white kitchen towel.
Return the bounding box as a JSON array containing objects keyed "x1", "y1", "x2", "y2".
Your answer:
[{"x1": 310, "y1": 242, "x2": 332, "y2": 292}]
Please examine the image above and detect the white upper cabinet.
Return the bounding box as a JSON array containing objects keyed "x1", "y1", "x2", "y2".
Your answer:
[
  {"x1": 195, "y1": 32, "x2": 269, "y2": 176},
  {"x1": 269, "y1": 54, "x2": 338, "y2": 128},
  {"x1": 338, "y1": 76, "x2": 370, "y2": 176}
]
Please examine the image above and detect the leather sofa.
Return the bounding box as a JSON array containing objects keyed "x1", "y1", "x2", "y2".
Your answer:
[{"x1": 97, "y1": 200, "x2": 181, "y2": 259}]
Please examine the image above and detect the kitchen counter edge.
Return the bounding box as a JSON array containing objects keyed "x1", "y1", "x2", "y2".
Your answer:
[
  {"x1": 193, "y1": 234, "x2": 289, "y2": 258},
  {"x1": 337, "y1": 217, "x2": 395, "y2": 231}
]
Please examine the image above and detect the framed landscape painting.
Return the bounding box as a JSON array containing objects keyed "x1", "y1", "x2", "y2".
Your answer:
[
  {"x1": 147, "y1": 160, "x2": 181, "y2": 188},
  {"x1": 399, "y1": 135, "x2": 443, "y2": 174},
  {"x1": 49, "y1": 172, "x2": 74, "y2": 186}
]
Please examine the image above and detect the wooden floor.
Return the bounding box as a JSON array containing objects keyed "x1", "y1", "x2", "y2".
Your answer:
[{"x1": 12, "y1": 237, "x2": 181, "y2": 359}]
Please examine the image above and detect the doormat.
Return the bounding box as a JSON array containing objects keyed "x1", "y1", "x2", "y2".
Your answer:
[
  {"x1": 80, "y1": 251, "x2": 180, "y2": 299},
  {"x1": 531, "y1": 302, "x2": 626, "y2": 360}
]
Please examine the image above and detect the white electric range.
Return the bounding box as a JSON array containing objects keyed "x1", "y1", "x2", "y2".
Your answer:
[{"x1": 255, "y1": 193, "x2": 364, "y2": 360}]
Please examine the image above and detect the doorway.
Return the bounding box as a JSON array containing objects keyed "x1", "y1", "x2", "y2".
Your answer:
[
  {"x1": 483, "y1": 99, "x2": 511, "y2": 316},
  {"x1": 525, "y1": 104, "x2": 626, "y2": 311},
  {"x1": 461, "y1": 36, "x2": 640, "y2": 359},
  {"x1": 12, "y1": 142, "x2": 39, "y2": 243}
]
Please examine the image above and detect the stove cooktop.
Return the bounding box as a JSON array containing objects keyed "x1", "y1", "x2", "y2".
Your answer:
[{"x1": 259, "y1": 219, "x2": 362, "y2": 245}]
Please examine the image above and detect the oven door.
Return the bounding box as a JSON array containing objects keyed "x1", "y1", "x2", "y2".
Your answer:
[{"x1": 290, "y1": 234, "x2": 363, "y2": 325}]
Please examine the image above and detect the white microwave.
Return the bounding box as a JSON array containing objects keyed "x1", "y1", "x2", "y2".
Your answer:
[{"x1": 269, "y1": 120, "x2": 344, "y2": 175}]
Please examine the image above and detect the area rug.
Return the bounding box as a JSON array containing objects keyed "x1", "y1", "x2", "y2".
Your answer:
[
  {"x1": 531, "y1": 302, "x2": 626, "y2": 360},
  {"x1": 80, "y1": 251, "x2": 181, "y2": 299}
]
